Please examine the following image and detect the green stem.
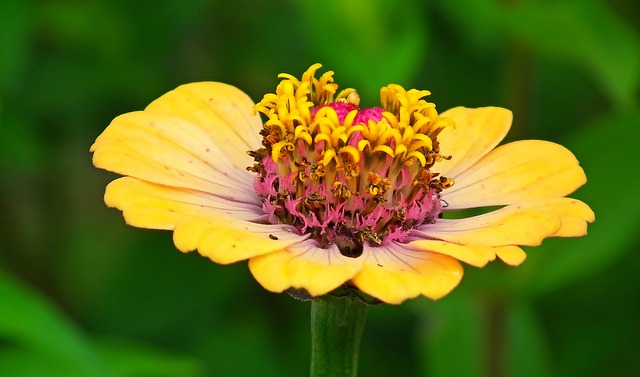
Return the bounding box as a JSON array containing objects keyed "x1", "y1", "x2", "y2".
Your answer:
[{"x1": 310, "y1": 294, "x2": 367, "y2": 377}]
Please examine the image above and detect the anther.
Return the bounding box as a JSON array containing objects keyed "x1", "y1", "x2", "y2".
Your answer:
[{"x1": 332, "y1": 182, "x2": 352, "y2": 200}]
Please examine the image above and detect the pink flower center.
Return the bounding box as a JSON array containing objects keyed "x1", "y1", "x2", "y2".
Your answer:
[
  {"x1": 250, "y1": 65, "x2": 455, "y2": 258},
  {"x1": 310, "y1": 102, "x2": 385, "y2": 125},
  {"x1": 250, "y1": 101, "x2": 445, "y2": 257}
]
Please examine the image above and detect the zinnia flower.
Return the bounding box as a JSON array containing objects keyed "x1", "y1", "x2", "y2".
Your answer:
[{"x1": 91, "y1": 64, "x2": 594, "y2": 304}]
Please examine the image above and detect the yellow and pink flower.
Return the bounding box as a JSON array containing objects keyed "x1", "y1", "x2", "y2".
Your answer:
[{"x1": 91, "y1": 64, "x2": 593, "y2": 304}]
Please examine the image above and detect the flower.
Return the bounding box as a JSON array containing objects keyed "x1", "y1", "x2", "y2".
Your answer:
[{"x1": 91, "y1": 64, "x2": 594, "y2": 304}]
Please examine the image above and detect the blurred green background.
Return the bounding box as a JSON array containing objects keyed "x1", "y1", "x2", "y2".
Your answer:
[{"x1": 1, "y1": 0, "x2": 639, "y2": 376}]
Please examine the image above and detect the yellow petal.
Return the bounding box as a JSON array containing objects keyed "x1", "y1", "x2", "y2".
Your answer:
[
  {"x1": 443, "y1": 140, "x2": 587, "y2": 209},
  {"x1": 351, "y1": 243, "x2": 463, "y2": 304},
  {"x1": 495, "y1": 247, "x2": 527, "y2": 266},
  {"x1": 173, "y1": 218, "x2": 306, "y2": 264},
  {"x1": 91, "y1": 82, "x2": 262, "y2": 192},
  {"x1": 105, "y1": 177, "x2": 307, "y2": 264},
  {"x1": 105, "y1": 177, "x2": 262, "y2": 229},
  {"x1": 404, "y1": 239, "x2": 526, "y2": 268},
  {"x1": 248, "y1": 241, "x2": 364, "y2": 297},
  {"x1": 92, "y1": 110, "x2": 255, "y2": 193},
  {"x1": 416, "y1": 204, "x2": 563, "y2": 247},
  {"x1": 519, "y1": 197, "x2": 594, "y2": 238},
  {"x1": 436, "y1": 107, "x2": 512, "y2": 177},
  {"x1": 145, "y1": 82, "x2": 262, "y2": 152}
]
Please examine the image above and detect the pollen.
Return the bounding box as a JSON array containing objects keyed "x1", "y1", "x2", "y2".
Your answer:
[{"x1": 248, "y1": 64, "x2": 455, "y2": 256}]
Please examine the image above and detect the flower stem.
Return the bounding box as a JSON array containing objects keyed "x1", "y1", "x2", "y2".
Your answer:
[{"x1": 310, "y1": 294, "x2": 367, "y2": 377}]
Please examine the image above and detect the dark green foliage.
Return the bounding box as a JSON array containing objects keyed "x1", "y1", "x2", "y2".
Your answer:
[{"x1": 1, "y1": 0, "x2": 638, "y2": 376}]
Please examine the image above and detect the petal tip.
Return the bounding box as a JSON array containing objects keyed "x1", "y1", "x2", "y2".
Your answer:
[{"x1": 496, "y1": 246, "x2": 527, "y2": 266}]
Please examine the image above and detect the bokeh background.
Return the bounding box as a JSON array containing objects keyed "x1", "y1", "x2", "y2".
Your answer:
[{"x1": 1, "y1": 0, "x2": 639, "y2": 376}]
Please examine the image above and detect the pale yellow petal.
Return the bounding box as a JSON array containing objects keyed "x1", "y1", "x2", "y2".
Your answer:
[
  {"x1": 145, "y1": 82, "x2": 262, "y2": 154},
  {"x1": 435, "y1": 107, "x2": 513, "y2": 177},
  {"x1": 104, "y1": 177, "x2": 262, "y2": 230},
  {"x1": 520, "y1": 197, "x2": 594, "y2": 237},
  {"x1": 418, "y1": 197, "x2": 593, "y2": 247},
  {"x1": 415, "y1": 205, "x2": 562, "y2": 247},
  {"x1": 404, "y1": 239, "x2": 525, "y2": 268},
  {"x1": 104, "y1": 177, "x2": 306, "y2": 264},
  {"x1": 248, "y1": 241, "x2": 364, "y2": 297},
  {"x1": 443, "y1": 140, "x2": 587, "y2": 209},
  {"x1": 172, "y1": 218, "x2": 306, "y2": 264},
  {"x1": 91, "y1": 82, "x2": 263, "y2": 193},
  {"x1": 351, "y1": 243, "x2": 463, "y2": 304},
  {"x1": 495, "y1": 247, "x2": 527, "y2": 266},
  {"x1": 92, "y1": 110, "x2": 255, "y2": 194}
]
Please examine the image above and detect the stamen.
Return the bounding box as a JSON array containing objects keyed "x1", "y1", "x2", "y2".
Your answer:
[{"x1": 249, "y1": 64, "x2": 455, "y2": 252}]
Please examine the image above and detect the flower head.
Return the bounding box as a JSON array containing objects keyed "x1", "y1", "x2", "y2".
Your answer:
[{"x1": 91, "y1": 64, "x2": 594, "y2": 304}]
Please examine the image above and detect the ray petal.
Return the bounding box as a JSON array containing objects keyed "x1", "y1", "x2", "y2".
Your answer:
[
  {"x1": 173, "y1": 218, "x2": 306, "y2": 265},
  {"x1": 248, "y1": 241, "x2": 364, "y2": 297},
  {"x1": 403, "y1": 239, "x2": 526, "y2": 268},
  {"x1": 435, "y1": 107, "x2": 513, "y2": 177},
  {"x1": 351, "y1": 243, "x2": 463, "y2": 304},
  {"x1": 104, "y1": 177, "x2": 262, "y2": 229},
  {"x1": 145, "y1": 82, "x2": 263, "y2": 154},
  {"x1": 443, "y1": 140, "x2": 587, "y2": 209},
  {"x1": 105, "y1": 177, "x2": 307, "y2": 264},
  {"x1": 91, "y1": 82, "x2": 263, "y2": 193},
  {"x1": 495, "y1": 246, "x2": 527, "y2": 266},
  {"x1": 416, "y1": 197, "x2": 593, "y2": 247}
]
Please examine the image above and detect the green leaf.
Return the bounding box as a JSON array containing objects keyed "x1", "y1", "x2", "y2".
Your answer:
[
  {"x1": 413, "y1": 294, "x2": 486, "y2": 377},
  {"x1": 295, "y1": 0, "x2": 427, "y2": 101},
  {"x1": 0, "y1": 1, "x2": 31, "y2": 94},
  {"x1": 431, "y1": 0, "x2": 504, "y2": 49},
  {"x1": 504, "y1": 300, "x2": 555, "y2": 377},
  {"x1": 93, "y1": 338, "x2": 204, "y2": 377},
  {"x1": 0, "y1": 112, "x2": 44, "y2": 172},
  {"x1": 503, "y1": 0, "x2": 640, "y2": 110},
  {"x1": 0, "y1": 269, "x2": 112, "y2": 377},
  {"x1": 0, "y1": 349, "x2": 99, "y2": 377},
  {"x1": 434, "y1": 0, "x2": 640, "y2": 109}
]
